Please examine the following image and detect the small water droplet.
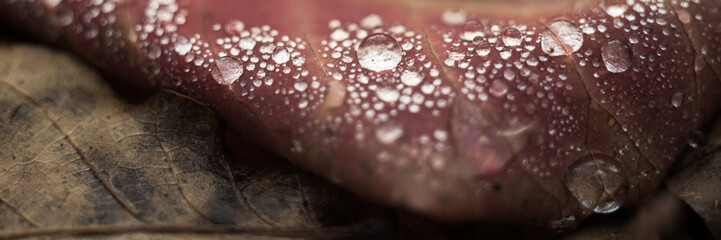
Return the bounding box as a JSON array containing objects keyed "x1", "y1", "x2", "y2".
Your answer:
[
  {"x1": 56, "y1": 6, "x2": 74, "y2": 26},
  {"x1": 375, "y1": 122, "x2": 404, "y2": 145},
  {"x1": 593, "y1": 201, "x2": 620, "y2": 214},
  {"x1": 601, "y1": 0, "x2": 628, "y2": 18},
  {"x1": 688, "y1": 130, "x2": 705, "y2": 149},
  {"x1": 441, "y1": 9, "x2": 467, "y2": 26},
  {"x1": 400, "y1": 70, "x2": 424, "y2": 86},
  {"x1": 677, "y1": 9, "x2": 691, "y2": 24},
  {"x1": 330, "y1": 28, "x2": 349, "y2": 41},
  {"x1": 294, "y1": 81, "x2": 308, "y2": 92},
  {"x1": 542, "y1": 20, "x2": 583, "y2": 56},
  {"x1": 272, "y1": 47, "x2": 290, "y2": 64},
  {"x1": 211, "y1": 57, "x2": 243, "y2": 85},
  {"x1": 356, "y1": 33, "x2": 403, "y2": 73},
  {"x1": 565, "y1": 158, "x2": 627, "y2": 214},
  {"x1": 501, "y1": 28, "x2": 523, "y2": 47},
  {"x1": 671, "y1": 92, "x2": 683, "y2": 108},
  {"x1": 238, "y1": 37, "x2": 256, "y2": 50},
  {"x1": 174, "y1": 36, "x2": 192, "y2": 55},
  {"x1": 489, "y1": 80, "x2": 509, "y2": 97},
  {"x1": 360, "y1": 14, "x2": 383, "y2": 29},
  {"x1": 225, "y1": 20, "x2": 245, "y2": 35},
  {"x1": 601, "y1": 40, "x2": 632, "y2": 73},
  {"x1": 147, "y1": 44, "x2": 162, "y2": 60},
  {"x1": 376, "y1": 87, "x2": 400, "y2": 103}
]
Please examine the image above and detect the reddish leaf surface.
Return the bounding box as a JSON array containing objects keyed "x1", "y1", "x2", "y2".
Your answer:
[{"x1": 1, "y1": 0, "x2": 720, "y2": 231}]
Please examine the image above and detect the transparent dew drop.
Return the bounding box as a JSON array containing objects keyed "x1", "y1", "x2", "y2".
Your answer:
[
  {"x1": 211, "y1": 57, "x2": 243, "y2": 85},
  {"x1": 441, "y1": 9, "x2": 467, "y2": 26},
  {"x1": 565, "y1": 158, "x2": 628, "y2": 215},
  {"x1": 601, "y1": 0, "x2": 628, "y2": 18},
  {"x1": 272, "y1": 47, "x2": 290, "y2": 64},
  {"x1": 147, "y1": 44, "x2": 162, "y2": 60},
  {"x1": 501, "y1": 28, "x2": 523, "y2": 47},
  {"x1": 593, "y1": 201, "x2": 620, "y2": 214},
  {"x1": 601, "y1": 40, "x2": 632, "y2": 73},
  {"x1": 542, "y1": 20, "x2": 583, "y2": 56},
  {"x1": 375, "y1": 122, "x2": 404, "y2": 145},
  {"x1": 688, "y1": 130, "x2": 705, "y2": 149},
  {"x1": 671, "y1": 92, "x2": 683, "y2": 108},
  {"x1": 376, "y1": 87, "x2": 400, "y2": 103},
  {"x1": 174, "y1": 36, "x2": 192, "y2": 55},
  {"x1": 56, "y1": 6, "x2": 74, "y2": 26},
  {"x1": 330, "y1": 28, "x2": 349, "y2": 41},
  {"x1": 238, "y1": 37, "x2": 256, "y2": 50},
  {"x1": 489, "y1": 80, "x2": 509, "y2": 97},
  {"x1": 360, "y1": 14, "x2": 383, "y2": 29},
  {"x1": 676, "y1": 9, "x2": 691, "y2": 24},
  {"x1": 356, "y1": 33, "x2": 403, "y2": 73},
  {"x1": 293, "y1": 81, "x2": 308, "y2": 92},
  {"x1": 225, "y1": 20, "x2": 244, "y2": 35},
  {"x1": 400, "y1": 70, "x2": 424, "y2": 86}
]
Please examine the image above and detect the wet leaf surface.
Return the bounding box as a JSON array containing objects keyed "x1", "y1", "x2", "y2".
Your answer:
[
  {"x1": 0, "y1": 44, "x2": 380, "y2": 239},
  {"x1": 1, "y1": 0, "x2": 721, "y2": 234}
]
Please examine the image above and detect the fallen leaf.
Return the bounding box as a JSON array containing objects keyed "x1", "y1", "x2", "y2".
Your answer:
[
  {"x1": 666, "y1": 116, "x2": 721, "y2": 239},
  {"x1": 0, "y1": 43, "x2": 382, "y2": 239}
]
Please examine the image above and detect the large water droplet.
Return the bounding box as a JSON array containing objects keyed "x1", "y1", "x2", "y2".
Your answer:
[
  {"x1": 501, "y1": 28, "x2": 523, "y2": 47},
  {"x1": 174, "y1": 36, "x2": 192, "y2": 55},
  {"x1": 400, "y1": 70, "x2": 423, "y2": 86},
  {"x1": 565, "y1": 158, "x2": 628, "y2": 214},
  {"x1": 542, "y1": 20, "x2": 583, "y2": 56},
  {"x1": 272, "y1": 47, "x2": 290, "y2": 64},
  {"x1": 376, "y1": 87, "x2": 400, "y2": 103},
  {"x1": 356, "y1": 33, "x2": 403, "y2": 73},
  {"x1": 211, "y1": 57, "x2": 243, "y2": 85},
  {"x1": 375, "y1": 122, "x2": 404, "y2": 145},
  {"x1": 601, "y1": 40, "x2": 632, "y2": 73},
  {"x1": 671, "y1": 92, "x2": 683, "y2": 108}
]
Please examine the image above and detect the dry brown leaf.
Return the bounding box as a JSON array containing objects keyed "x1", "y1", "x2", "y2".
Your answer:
[
  {"x1": 666, "y1": 116, "x2": 721, "y2": 239},
  {"x1": 0, "y1": 43, "x2": 380, "y2": 239}
]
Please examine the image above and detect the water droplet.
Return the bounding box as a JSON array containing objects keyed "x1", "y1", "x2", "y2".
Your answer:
[
  {"x1": 376, "y1": 87, "x2": 400, "y2": 103},
  {"x1": 56, "y1": 6, "x2": 74, "y2": 26},
  {"x1": 174, "y1": 36, "x2": 192, "y2": 55},
  {"x1": 671, "y1": 92, "x2": 683, "y2": 108},
  {"x1": 294, "y1": 81, "x2": 308, "y2": 92},
  {"x1": 501, "y1": 28, "x2": 523, "y2": 47},
  {"x1": 542, "y1": 20, "x2": 583, "y2": 56},
  {"x1": 441, "y1": 9, "x2": 467, "y2": 26},
  {"x1": 225, "y1": 20, "x2": 245, "y2": 35},
  {"x1": 147, "y1": 44, "x2": 162, "y2": 60},
  {"x1": 330, "y1": 28, "x2": 349, "y2": 41},
  {"x1": 601, "y1": 40, "x2": 632, "y2": 73},
  {"x1": 211, "y1": 57, "x2": 243, "y2": 85},
  {"x1": 489, "y1": 80, "x2": 509, "y2": 97},
  {"x1": 601, "y1": 0, "x2": 628, "y2": 18},
  {"x1": 360, "y1": 14, "x2": 383, "y2": 29},
  {"x1": 400, "y1": 70, "x2": 423, "y2": 86},
  {"x1": 375, "y1": 122, "x2": 404, "y2": 145},
  {"x1": 593, "y1": 200, "x2": 620, "y2": 214},
  {"x1": 356, "y1": 33, "x2": 403, "y2": 73},
  {"x1": 688, "y1": 130, "x2": 705, "y2": 149},
  {"x1": 272, "y1": 47, "x2": 290, "y2": 64},
  {"x1": 565, "y1": 158, "x2": 627, "y2": 214},
  {"x1": 238, "y1": 37, "x2": 256, "y2": 50}
]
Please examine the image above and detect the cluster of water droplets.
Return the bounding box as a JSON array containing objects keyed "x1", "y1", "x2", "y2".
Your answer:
[
  {"x1": 437, "y1": 9, "x2": 590, "y2": 183},
  {"x1": 315, "y1": 14, "x2": 456, "y2": 178}
]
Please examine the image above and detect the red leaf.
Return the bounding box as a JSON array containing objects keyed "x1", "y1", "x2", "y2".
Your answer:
[{"x1": 2, "y1": 0, "x2": 720, "y2": 231}]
